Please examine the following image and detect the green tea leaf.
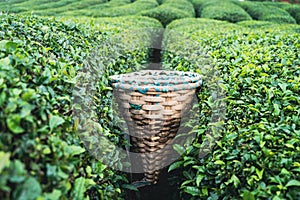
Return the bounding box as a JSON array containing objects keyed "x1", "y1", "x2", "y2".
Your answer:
[
  {"x1": 196, "y1": 174, "x2": 204, "y2": 187},
  {"x1": 21, "y1": 89, "x2": 36, "y2": 101},
  {"x1": 242, "y1": 191, "x2": 255, "y2": 200},
  {"x1": 273, "y1": 104, "x2": 280, "y2": 116},
  {"x1": 272, "y1": 196, "x2": 282, "y2": 200},
  {"x1": 214, "y1": 160, "x2": 225, "y2": 165},
  {"x1": 255, "y1": 168, "x2": 264, "y2": 180},
  {"x1": 43, "y1": 189, "x2": 62, "y2": 200},
  {"x1": 286, "y1": 180, "x2": 300, "y2": 187},
  {"x1": 65, "y1": 145, "x2": 86, "y2": 156},
  {"x1": 13, "y1": 177, "x2": 42, "y2": 200},
  {"x1": 121, "y1": 184, "x2": 139, "y2": 191},
  {"x1": 278, "y1": 83, "x2": 287, "y2": 92},
  {"x1": 0, "y1": 151, "x2": 10, "y2": 173},
  {"x1": 168, "y1": 161, "x2": 183, "y2": 172},
  {"x1": 6, "y1": 114, "x2": 24, "y2": 134},
  {"x1": 184, "y1": 186, "x2": 200, "y2": 196},
  {"x1": 173, "y1": 144, "x2": 185, "y2": 155},
  {"x1": 71, "y1": 177, "x2": 86, "y2": 200},
  {"x1": 284, "y1": 143, "x2": 294, "y2": 149},
  {"x1": 0, "y1": 40, "x2": 18, "y2": 53},
  {"x1": 231, "y1": 174, "x2": 240, "y2": 187},
  {"x1": 49, "y1": 115, "x2": 65, "y2": 131},
  {"x1": 0, "y1": 57, "x2": 11, "y2": 70}
]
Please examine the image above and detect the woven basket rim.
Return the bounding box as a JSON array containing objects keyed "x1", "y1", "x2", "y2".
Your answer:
[{"x1": 110, "y1": 70, "x2": 202, "y2": 92}]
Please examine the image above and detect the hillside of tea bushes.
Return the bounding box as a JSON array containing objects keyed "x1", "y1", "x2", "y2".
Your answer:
[
  {"x1": 0, "y1": 0, "x2": 300, "y2": 199},
  {"x1": 1, "y1": 0, "x2": 300, "y2": 26}
]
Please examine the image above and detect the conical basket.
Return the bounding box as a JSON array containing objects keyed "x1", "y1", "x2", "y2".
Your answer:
[{"x1": 110, "y1": 70, "x2": 201, "y2": 184}]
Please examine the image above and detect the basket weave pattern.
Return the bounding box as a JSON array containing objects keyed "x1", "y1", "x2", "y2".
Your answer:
[{"x1": 110, "y1": 70, "x2": 201, "y2": 184}]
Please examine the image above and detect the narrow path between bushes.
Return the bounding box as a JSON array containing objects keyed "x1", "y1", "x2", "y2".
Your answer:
[
  {"x1": 125, "y1": 29, "x2": 181, "y2": 200},
  {"x1": 146, "y1": 29, "x2": 163, "y2": 70},
  {"x1": 147, "y1": 47, "x2": 162, "y2": 70},
  {"x1": 125, "y1": 168, "x2": 181, "y2": 200}
]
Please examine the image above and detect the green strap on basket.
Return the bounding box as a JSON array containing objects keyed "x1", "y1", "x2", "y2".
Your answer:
[
  {"x1": 129, "y1": 103, "x2": 142, "y2": 110},
  {"x1": 137, "y1": 88, "x2": 148, "y2": 94}
]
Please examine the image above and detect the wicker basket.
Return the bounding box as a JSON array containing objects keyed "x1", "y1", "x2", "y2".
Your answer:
[{"x1": 110, "y1": 70, "x2": 201, "y2": 184}]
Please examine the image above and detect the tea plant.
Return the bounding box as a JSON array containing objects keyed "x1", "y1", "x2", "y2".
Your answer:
[
  {"x1": 164, "y1": 18, "x2": 300, "y2": 199},
  {"x1": 0, "y1": 13, "x2": 162, "y2": 200}
]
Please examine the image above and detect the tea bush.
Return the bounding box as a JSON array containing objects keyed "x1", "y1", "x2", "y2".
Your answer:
[
  {"x1": 0, "y1": 0, "x2": 158, "y2": 17},
  {"x1": 261, "y1": 13, "x2": 297, "y2": 24},
  {"x1": 0, "y1": 0, "x2": 91, "y2": 13},
  {"x1": 81, "y1": 0, "x2": 159, "y2": 17},
  {"x1": 71, "y1": 0, "x2": 158, "y2": 17},
  {"x1": 60, "y1": 0, "x2": 132, "y2": 17},
  {"x1": 237, "y1": 20, "x2": 300, "y2": 33},
  {"x1": 0, "y1": 13, "x2": 162, "y2": 200},
  {"x1": 237, "y1": 20, "x2": 274, "y2": 29},
  {"x1": 285, "y1": 5, "x2": 300, "y2": 24},
  {"x1": 19, "y1": 0, "x2": 110, "y2": 16},
  {"x1": 261, "y1": 2, "x2": 300, "y2": 24},
  {"x1": 163, "y1": 18, "x2": 300, "y2": 199},
  {"x1": 236, "y1": 1, "x2": 296, "y2": 24},
  {"x1": 260, "y1": 1, "x2": 293, "y2": 9},
  {"x1": 200, "y1": 1, "x2": 252, "y2": 23},
  {"x1": 138, "y1": 0, "x2": 195, "y2": 26}
]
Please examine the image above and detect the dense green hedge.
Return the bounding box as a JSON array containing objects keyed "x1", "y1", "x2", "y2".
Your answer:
[
  {"x1": 261, "y1": 12, "x2": 297, "y2": 24},
  {"x1": 19, "y1": 0, "x2": 110, "y2": 16},
  {"x1": 237, "y1": 20, "x2": 274, "y2": 29},
  {"x1": 191, "y1": 0, "x2": 252, "y2": 22},
  {"x1": 236, "y1": 1, "x2": 296, "y2": 24},
  {"x1": 237, "y1": 20, "x2": 300, "y2": 33},
  {"x1": 0, "y1": 13, "x2": 162, "y2": 200},
  {"x1": 86, "y1": 0, "x2": 159, "y2": 17},
  {"x1": 200, "y1": 1, "x2": 252, "y2": 23},
  {"x1": 0, "y1": 0, "x2": 93, "y2": 13},
  {"x1": 138, "y1": 0, "x2": 195, "y2": 26},
  {"x1": 61, "y1": 0, "x2": 131, "y2": 17},
  {"x1": 4, "y1": 0, "x2": 158, "y2": 17},
  {"x1": 260, "y1": 1, "x2": 293, "y2": 8},
  {"x1": 262, "y1": 2, "x2": 300, "y2": 24},
  {"x1": 285, "y1": 5, "x2": 300, "y2": 24},
  {"x1": 163, "y1": 18, "x2": 300, "y2": 199},
  {"x1": 0, "y1": 0, "x2": 131, "y2": 16}
]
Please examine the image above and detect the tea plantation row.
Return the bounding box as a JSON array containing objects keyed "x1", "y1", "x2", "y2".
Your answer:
[
  {"x1": 1, "y1": 0, "x2": 300, "y2": 26},
  {"x1": 163, "y1": 18, "x2": 300, "y2": 199},
  {"x1": 0, "y1": 13, "x2": 162, "y2": 200}
]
